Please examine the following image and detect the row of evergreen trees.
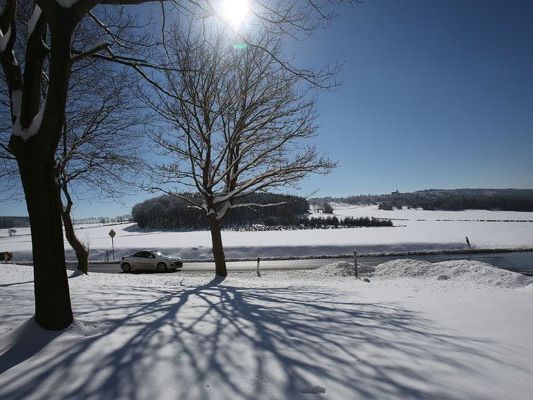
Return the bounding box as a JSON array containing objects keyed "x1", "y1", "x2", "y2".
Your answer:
[
  {"x1": 0, "y1": 216, "x2": 30, "y2": 229},
  {"x1": 299, "y1": 216, "x2": 392, "y2": 228},
  {"x1": 227, "y1": 216, "x2": 393, "y2": 230}
]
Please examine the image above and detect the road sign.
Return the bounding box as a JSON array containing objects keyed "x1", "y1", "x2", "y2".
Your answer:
[{"x1": 108, "y1": 229, "x2": 116, "y2": 261}]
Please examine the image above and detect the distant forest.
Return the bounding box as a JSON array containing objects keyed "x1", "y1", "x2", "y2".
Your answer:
[
  {"x1": 313, "y1": 189, "x2": 533, "y2": 211},
  {"x1": 0, "y1": 216, "x2": 30, "y2": 229},
  {"x1": 132, "y1": 193, "x2": 310, "y2": 229}
]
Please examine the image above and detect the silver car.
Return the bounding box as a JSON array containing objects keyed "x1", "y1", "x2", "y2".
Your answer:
[{"x1": 121, "y1": 250, "x2": 183, "y2": 273}]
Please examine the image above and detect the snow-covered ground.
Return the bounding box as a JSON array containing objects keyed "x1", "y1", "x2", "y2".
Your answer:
[
  {"x1": 1, "y1": 261, "x2": 532, "y2": 399},
  {"x1": 2, "y1": 206, "x2": 533, "y2": 261}
]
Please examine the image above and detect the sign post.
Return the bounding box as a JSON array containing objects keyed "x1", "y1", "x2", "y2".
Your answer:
[
  {"x1": 353, "y1": 250, "x2": 358, "y2": 279},
  {"x1": 109, "y1": 229, "x2": 116, "y2": 261}
]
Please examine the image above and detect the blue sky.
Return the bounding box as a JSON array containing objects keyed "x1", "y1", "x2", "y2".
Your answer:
[
  {"x1": 302, "y1": 0, "x2": 533, "y2": 197},
  {"x1": 2, "y1": 0, "x2": 533, "y2": 217}
]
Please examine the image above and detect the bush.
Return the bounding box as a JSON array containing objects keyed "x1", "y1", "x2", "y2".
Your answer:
[{"x1": 323, "y1": 202, "x2": 334, "y2": 214}]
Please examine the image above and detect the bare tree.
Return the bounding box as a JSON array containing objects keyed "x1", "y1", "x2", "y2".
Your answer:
[
  {"x1": 0, "y1": 0, "x2": 169, "y2": 330},
  {"x1": 0, "y1": 0, "x2": 346, "y2": 329},
  {"x1": 57, "y1": 64, "x2": 144, "y2": 274},
  {"x1": 0, "y1": 74, "x2": 20, "y2": 201},
  {"x1": 2, "y1": 52, "x2": 144, "y2": 275},
  {"x1": 148, "y1": 28, "x2": 335, "y2": 276}
]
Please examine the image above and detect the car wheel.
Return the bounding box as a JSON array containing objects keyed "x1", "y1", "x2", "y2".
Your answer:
[
  {"x1": 157, "y1": 262, "x2": 167, "y2": 273},
  {"x1": 121, "y1": 263, "x2": 132, "y2": 273}
]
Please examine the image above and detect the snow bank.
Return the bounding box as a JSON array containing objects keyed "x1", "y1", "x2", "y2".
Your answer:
[
  {"x1": 311, "y1": 261, "x2": 375, "y2": 277},
  {"x1": 373, "y1": 259, "x2": 533, "y2": 288},
  {"x1": 0, "y1": 264, "x2": 33, "y2": 285},
  {"x1": 311, "y1": 259, "x2": 533, "y2": 288}
]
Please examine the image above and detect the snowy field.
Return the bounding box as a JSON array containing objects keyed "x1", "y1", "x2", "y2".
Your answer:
[
  {"x1": 320, "y1": 204, "x2": 533, "y2": 222},
  {"x1": 1, "y1": 261, "x2": 532, "y2": 399},
  {"x1": 2, "y1": 206, "x2": 533, "y2": 261}
]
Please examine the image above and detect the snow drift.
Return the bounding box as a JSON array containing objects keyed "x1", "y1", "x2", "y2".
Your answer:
[
  {"x1": 311, "y1": 261, "x2": 375, "y2": 277},
  {"x1": 314, "y1": 259, "x2": 533, "y2": 288},
  {"x1": 373, "y1": 259, "x2": 533, "y2": 287}
]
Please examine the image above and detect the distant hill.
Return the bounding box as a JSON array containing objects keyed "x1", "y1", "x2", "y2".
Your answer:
[{"x1": 312, "y1": 189, "x2": 533, "y2": 212}]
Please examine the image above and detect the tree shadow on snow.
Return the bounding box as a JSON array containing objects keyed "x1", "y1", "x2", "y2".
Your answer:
[
  {"x1": 0, "y1": 318, "x2": 63, "y2": 375},
  {"x1": 0, "y1": 276, "x2": 521, "y2": 400}
]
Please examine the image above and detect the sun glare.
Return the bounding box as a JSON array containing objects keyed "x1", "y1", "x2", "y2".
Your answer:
[{"x1": 221, "y1": 0, "x2": 250, "y2": 29}]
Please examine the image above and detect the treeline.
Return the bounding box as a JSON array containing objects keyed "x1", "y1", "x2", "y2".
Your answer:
[
  {"x1": 228, "y1": 216, "x2": 393, "y2": 231},
  {"x1": 132, "y1": 193, "x2": 310, "y2": 229},
  {"x1": 295, "y1": 216, "x2": 392, "y2": 228},
  {"x1": 73, "y1": 215, "x2": 131, "y2": 225},
  {"x1": 0, "y1": 216, "x2": 30, "y2": 228},
  {"x1": 314, "y1": 189, "x2": 533, "y2": 212}
]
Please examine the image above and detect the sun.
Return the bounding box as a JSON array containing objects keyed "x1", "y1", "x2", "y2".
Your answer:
[{"x1": 221, "y1": 0, "x2": 250, "y2": 29}]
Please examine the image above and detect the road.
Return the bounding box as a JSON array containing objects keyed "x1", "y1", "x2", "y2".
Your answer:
[
  {"x1": 80, "y1": 258, "x2": 334, "y2": 274},
  {"x1": 77, "y1": 251, "x2": 533, "y2": 274}
]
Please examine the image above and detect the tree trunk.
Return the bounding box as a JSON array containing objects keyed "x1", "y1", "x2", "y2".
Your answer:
[
  {"x1": 17, "y1": 156, "x2": 73, "y2": 330},
  {"x1": 209, "y1": 217, "x2": 227, "y2": 276},
  {"x1": 4, "y1": 7, "x2": 76, "y2": 331},
  {"x1": 60, "y1": 185, "x2": 89, "y2": 274},
  {"x1": 61, "y1": 204, "x2": 89, "y2": 274}
]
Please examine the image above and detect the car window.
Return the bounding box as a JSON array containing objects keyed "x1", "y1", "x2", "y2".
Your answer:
[{"x1": 133, "y1": 251, "x2": 144, "y2": 257}]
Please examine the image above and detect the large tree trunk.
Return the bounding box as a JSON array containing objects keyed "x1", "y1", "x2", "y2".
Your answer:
[
  {"x1": 60, "y1": 186, "x2": 89, "y2": 274},
  {"x1": 208, "y1": 217, "x2": 227, "y2": 276},
  {"x1": 8, "y1": 14, "x2": 75, "y2": 331},
  {"x1": 17, "y1": 155, "x2": 73, "y2": 330}
]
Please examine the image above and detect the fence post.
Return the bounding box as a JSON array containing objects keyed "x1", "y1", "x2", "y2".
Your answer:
[
  {"x1": 353, "y1": 250, "x2": 358, "y2": 279},
  {"x1": 257, "y1": 257, "x2": 261, "y2": 277}
]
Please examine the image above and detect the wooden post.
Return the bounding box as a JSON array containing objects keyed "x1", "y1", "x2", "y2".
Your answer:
[
  {"x1": 257, "y1": 257, "x2": 261, "y2": 277},
  {"x1": 353, "y1": 250, "x2": 358, "y2": 279}
]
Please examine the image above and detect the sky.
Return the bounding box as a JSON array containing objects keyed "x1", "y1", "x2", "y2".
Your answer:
[
  {"x1": 2, "y1": 0, "x2": 533, "y2": 217},
  {"x1": 301, "y1": 0, "x2": 533, "y2": 197}
]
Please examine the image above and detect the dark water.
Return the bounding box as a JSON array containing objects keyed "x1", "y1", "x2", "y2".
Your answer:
[{"x1": 360, "y1": 251, "x2": 533, "y2": 272}]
